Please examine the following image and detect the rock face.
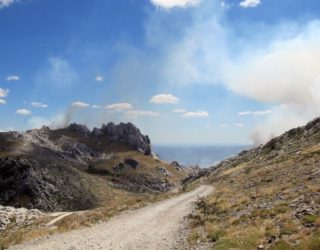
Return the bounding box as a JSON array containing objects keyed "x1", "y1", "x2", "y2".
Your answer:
[
  {"x1": 93, "y1": 122, "x2": 152, "y2": 155},
  {"x1": 0, "y1": 122, "x2": 182, "y2": 212},
  {"x1": 0, "y1": 205, "x2": 42, "y2": 230},
  {"x1": 0, "y1": 158, "x2": 99, "y2": 211},
  {"x1": 66, "y1": 123, "x2": 91, "y2": 135}
]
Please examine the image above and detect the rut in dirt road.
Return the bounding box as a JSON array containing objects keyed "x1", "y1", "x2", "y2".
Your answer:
[{"x1": 10, "y1": 185, "x2": 213, "y2": 250}]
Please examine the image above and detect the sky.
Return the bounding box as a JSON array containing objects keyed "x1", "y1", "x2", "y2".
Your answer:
[{"x1": 1, "y1": 0, "x2": 320, "y2": 144}]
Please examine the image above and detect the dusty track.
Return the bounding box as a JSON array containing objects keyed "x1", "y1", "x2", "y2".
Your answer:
[{"x1": 10, "y1": 185, "x2": 213, "y2": 250}]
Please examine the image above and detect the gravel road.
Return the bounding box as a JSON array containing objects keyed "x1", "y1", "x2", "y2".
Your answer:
[{"x1": 10, "y1": 185, "x2": 213, "y2": 250}]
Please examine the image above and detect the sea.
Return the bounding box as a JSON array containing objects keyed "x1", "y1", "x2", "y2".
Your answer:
[{"x1": 153, "y1": 144, "x2": 251, "y2": 168}]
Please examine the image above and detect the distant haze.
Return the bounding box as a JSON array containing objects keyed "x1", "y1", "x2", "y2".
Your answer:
[{"x1": 153, "y1": 144, "x2": 250, "y2": 168}]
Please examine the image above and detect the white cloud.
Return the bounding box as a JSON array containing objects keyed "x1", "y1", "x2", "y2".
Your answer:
[
  {"x1": 238, "y1": 109, "x2": 272, "y2": 116},
  {"x1": 71, "y1": 101, "x2": 90, "y2": 108},
  {"x1": 92, "y1": 104, "x2": 103, "y2": 109},
  {"x1": 106, "y1": 103, "x2": 133, "y2": 112},
  {"x1": 16, "y1": 109, "x2": 31, "y2": 116},
  {"x1": 95, "y1": 75, "x2": 104, "y2": 82},
  {"x1": 124, "y1": 110, "x2": 159, "y2": 118},
  {"x1": 235, "y1": 123, "x2": 244, "y2": 127},
  {"x1": 0, "y1": 88, "x2": 9, "y2": 98},
  {"x1": 220, "y1": 124, "x2": 229, "y2": 128},
  {"x1": 150, "y1": 94, "x2": 180, "y2": 104},
  {"x1": 0, "y1": 99, "x2": 6, "y2": 104},
  {"x1": 0, "y1": 0, "x2": 15, "y2": 9},
  {"x1": 36, "y1": 57, "x2": 78, "y2": 88},
  {"x1": 173, "y1": 108, "x2": 187, "y2": 113},
  {"x1": 150, "y1": 0, "x2": 201, "y2": 9},
  {"x1": 239, "y1": 0, "x2": 261, "y2": 8},
  {"x1": 31, "y1": 102, "x2": 48, "y2": 108},
  {"x1": 6, "y1": 75, "x2": 20, "y2": 81},
  {"x1": 182, "y1": 111, "x2": 209, "y2": 118}
]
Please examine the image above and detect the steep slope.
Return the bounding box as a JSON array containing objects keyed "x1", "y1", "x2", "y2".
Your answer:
[
  {"x1": 188, "y1": 117, "x2": 320, "y2": 249},
  {"x1": 0, "y1": 122, "x2": 187, "y2": 212}
]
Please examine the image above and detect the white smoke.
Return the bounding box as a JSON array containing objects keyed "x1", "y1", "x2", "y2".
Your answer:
[{"x1": 224, "y1": 21, "x2": 320, "y2": 143}]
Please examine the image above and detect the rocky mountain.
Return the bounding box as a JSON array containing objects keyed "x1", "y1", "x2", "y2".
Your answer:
[
  {"x1": 0, "y1": 122, "x2": 187, "y2": 212},
  {"x1": 187, "y1": 117, "x2": 320, "y2": 249}
]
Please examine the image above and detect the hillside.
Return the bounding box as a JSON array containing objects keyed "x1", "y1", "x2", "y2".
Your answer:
[
  {"x1": 188, "y1": 117, "x2": 320, "y2": 249},
  {"x1": 0, "y1": 122, "x2": 188, "y2": 212}
]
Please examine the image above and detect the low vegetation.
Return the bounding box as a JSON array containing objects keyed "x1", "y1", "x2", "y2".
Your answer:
[{"x1": 188, "y1": 118, "x2": 320, "y2": 249}]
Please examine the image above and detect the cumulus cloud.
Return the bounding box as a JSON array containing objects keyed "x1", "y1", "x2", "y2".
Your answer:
[
  {"x1": 6, "y1": 75, "x2": 20, "y2": 81},
  {"x1": 16, "y1": 109, "x2": 31, "y2": 115},
  {"x1": 0, "y1": 88, "x2": 9, "y2": 98},
  {"x1": 105, "y1": 103, "x2": 133, "y2": 112},
  {"x1": 71, "y1": 101, "x2": 90, "y2": 108},
  {"x1": 182, "y1": 111, "x2": 209, "y2": 118},
  {"x1": 36, "y1": 57, "x2": 78, "y2": 88},
  {"x1": 0, "y1": 0, "x2": 15, "y2": 9},
  {"x1": 31, "y1": 102, "x2": 48, "y2": 108},
  {"x1": 238, "y1": 109, "x2": 272, "y2": 116},
  {"x1": 95, "y1": 75, "x2": 104, "y2": 82},
  {"x1": 150, "y1": 0, "x2": 201, "y2": 9},
  {"x1": 124, "y1": 110, "x2": 159, "y2": 118},
  {"x1": 239, "y1": 0, "x2": 261, "y2": 8},
  {"x1": 235, "y1": 123, "x2": 244, "y2": 127},
  {"x1": 149, "y1": 94, "x2": 180, "y2": 104},
  {"x1": 173, "y1": 108, "x2": 187, "y2": 113},
  {"x1": 0, "y1": 99, "x2": 6, "y2": 104}
]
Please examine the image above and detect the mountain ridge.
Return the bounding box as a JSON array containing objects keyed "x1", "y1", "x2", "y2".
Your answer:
[{"x1": 0, "y1": 122, "x2": 188, "y2": 212}]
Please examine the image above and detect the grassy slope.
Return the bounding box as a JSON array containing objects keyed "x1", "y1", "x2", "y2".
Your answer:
[{"x1": 188, "y1": 120, "x2": 320, "y2": 250}]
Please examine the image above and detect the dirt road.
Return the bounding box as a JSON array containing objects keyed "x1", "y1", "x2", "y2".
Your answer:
[{"x1": 10, "y1": 185, "x2": 213, "y2": 250}]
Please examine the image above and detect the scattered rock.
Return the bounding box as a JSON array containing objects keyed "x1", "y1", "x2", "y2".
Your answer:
[
  {"x1": 158, "y1": 166, "x2": 171, "y2": 176},
  {"x1": 0, "y1": 205, "x2": 42, "y2": 230}
]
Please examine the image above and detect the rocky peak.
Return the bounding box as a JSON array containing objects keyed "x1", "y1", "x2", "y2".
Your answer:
[
  {"x1": 94, "y1": 122, "x2": 152, "y2": 155},
  {"x1": 66, "y1": 123, "x2": 91, "y2": 135}
]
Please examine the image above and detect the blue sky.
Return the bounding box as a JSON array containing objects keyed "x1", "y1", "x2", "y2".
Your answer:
[{"x1": 1, "y1": 0, "x2": 320, "y2": 144}]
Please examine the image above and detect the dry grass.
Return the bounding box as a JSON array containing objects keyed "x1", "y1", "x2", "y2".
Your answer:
[{"x1": 187, "y1": 142, "x2": 320, "y2": 249}]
